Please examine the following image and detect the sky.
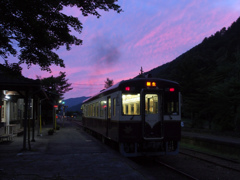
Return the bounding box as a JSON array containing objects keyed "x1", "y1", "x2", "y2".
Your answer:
[{"x1": 18, "y1": 0, "x2": 240, "y2": 99}]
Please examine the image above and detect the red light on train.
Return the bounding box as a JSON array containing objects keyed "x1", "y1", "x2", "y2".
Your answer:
[
  {"x1": 125, "y1": 87, "x2": 130, "y2": 91},
  {"x1": 169, "y1": 88, "x2": 175, "y2": 92},
  {"x1": 152, "y1": 82, "x2": 156, "y2": 86}
]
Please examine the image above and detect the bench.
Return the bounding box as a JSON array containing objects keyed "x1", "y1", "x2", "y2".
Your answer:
[{"x1": 0, "y1": 134, "x2": 13, "y2": 142}]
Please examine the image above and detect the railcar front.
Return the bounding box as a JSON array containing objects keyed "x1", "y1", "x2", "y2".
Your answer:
[
  {"x1": 117, "y1": 78, "x2": 181, "y2": 157},
  {"x1": 81, "y1": 78, "x2": 181, "y2": 157}
]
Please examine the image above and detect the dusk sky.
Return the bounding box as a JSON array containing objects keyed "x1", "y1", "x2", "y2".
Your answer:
[{"x1": 20, "y1": 0, "x2": 240, "y2": 99}]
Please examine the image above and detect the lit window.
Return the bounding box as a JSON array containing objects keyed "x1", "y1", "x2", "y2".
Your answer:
[{"x1": 122, "y1": 94, "x2": 140, "y2": 115}]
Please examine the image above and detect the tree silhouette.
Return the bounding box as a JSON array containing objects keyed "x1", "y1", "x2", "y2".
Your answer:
[
  {"x1": 37, "y1": 72, "x2": 72, "y2": 99},
  {"x1": 104, "y1": 78, "x2": 114, "y2": 89},
  {"x1": 0, "y1": 0, "x2": 122, "y2": 72},
  {"x1": 150, "y1": 17, "x2": 240, "y2": 131},
  {"x1": 139, "y1": 66, "x2": 144, "y2": 75}
]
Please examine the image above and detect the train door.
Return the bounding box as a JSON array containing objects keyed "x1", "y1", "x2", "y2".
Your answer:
[
  {"x1": 141, "y1": 89, "x2": 163, "y2": 140},
  {"x1": 106, "y1": 96, "x2": 111, "y2": 137}
]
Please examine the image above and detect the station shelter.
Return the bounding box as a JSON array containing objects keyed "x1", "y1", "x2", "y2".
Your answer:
[{"x1": 0, "y1": 68, "x2": 47, "y2": 150}]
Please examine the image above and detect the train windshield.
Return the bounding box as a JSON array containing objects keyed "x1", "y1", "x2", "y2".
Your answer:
[
  {"x1": 145, "y1": 94, "x2": 158, "y2": 114},
  {"x1": 164, "y1": 91, "x2": 179, "y2": 115},
  {"x1": 122, "y1": 94, "x2": 140, "y2": 115}
]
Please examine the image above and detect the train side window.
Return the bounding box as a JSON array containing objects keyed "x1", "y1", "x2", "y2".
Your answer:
[
  {"x1": 108, "y1": 97, "x2": 111, "y2": 119},
  {"x1": 96, "y1": 102, "x2": 99, "y2": 117},
  {"x1": 81, "y1": 105, "x2": 84, "y2": 116},
  {"x1": 93, "y1": 103, "x2": 95, "y2": 117},
  {"x1": 90, "y1": 104, "x2": 93, "y2": 117},
  {"x1": 122, "y1": 94, "x2": 140, "y2": 115},
  {"x1": 87, "y1": 105, "x2": 89, "y2": 117},
  {"x1": 100, "y1": 100, "x2": 107, "y2": 117},
  {"x1": 113, "y1": 98, "x2": 116, "y2": 117},
  {"x1": 88, "y1": 104, "x2": 90, "y2": 116}
]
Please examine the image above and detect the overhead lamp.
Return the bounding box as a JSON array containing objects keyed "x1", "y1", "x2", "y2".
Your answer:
[{"x1": 5, "y1": 95, "x2": 10, "y2": 99}]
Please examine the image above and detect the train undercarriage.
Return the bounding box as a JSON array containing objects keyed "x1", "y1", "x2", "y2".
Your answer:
[{"x1": 119, "y1": 140, "x2": 179, "y2": 157}]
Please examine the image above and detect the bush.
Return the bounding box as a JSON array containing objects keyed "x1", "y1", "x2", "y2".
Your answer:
[
  {"x1": 48, "y1": 128, "x2": 54, "y2": 135},
  {"x1": 56, "y1": 125, "x2": 60, "y2": 130}
]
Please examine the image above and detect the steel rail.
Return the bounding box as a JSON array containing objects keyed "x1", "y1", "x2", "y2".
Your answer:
[
  {"x1": 155, "y1": 159, "x2": 199, "y2": 180},
  {"x1": 180, "y1": 150, "x2": 240, "y2": 172}
]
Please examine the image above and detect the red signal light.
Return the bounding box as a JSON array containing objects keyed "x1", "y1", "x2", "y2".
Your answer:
[
  {"x1": 54, "y1": 105, "x2": 58, "y2": 108},
  {"x1": 125, "y1": 87, "x2": 130, "y2": 91},
  {"x1": 169, "y1": 88, "x2": 175, "y2": 92}
]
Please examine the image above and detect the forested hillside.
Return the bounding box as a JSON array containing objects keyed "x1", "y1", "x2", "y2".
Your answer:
[{"x1": 146, "y1": 17, "x2": 240, "y2": 132}]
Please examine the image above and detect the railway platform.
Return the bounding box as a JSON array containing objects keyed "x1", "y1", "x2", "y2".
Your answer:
[
  {"x1": 1, "y1": 120, "x2": 239, "y2": 179},
  {"x1": 181, "y1": 130, "x2": 240, "y2": 156},
  {"x1": 0, "y1": 120, "x2": 146, "y2": 180}
]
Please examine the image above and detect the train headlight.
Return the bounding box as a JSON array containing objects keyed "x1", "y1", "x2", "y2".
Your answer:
[
  {"x1": 146, "y1": 81, "x2": 156, "y2": 87},
  {"x1": 146, "y1": 82, "x2": 151, "y2": 86}
]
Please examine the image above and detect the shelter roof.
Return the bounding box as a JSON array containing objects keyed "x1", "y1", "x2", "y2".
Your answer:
[{"x1": 0, "y1": 65, "x2": 47, "y2": 98}]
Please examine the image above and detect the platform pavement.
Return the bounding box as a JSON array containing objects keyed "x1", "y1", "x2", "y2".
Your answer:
[
  {"x1": 0, "y1": 120, "x2": 150, "y2": 180},
  {"x1": 181, "y1": 131, "x2": 240, "y2": 147}
]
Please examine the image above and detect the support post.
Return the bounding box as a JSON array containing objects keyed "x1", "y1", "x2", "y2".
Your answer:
[
  {"x1": 39, "y1": 100, "x2": 42, "y2": 136},
  {"x1": 22, "y1": 91, "x2": 28, "y2": 151},
  {"x1": 31, "y1": 98, "x2": 36, "y2": 142}
]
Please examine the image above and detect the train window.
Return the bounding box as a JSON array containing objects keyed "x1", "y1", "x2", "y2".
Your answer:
[
  {"x1": 108, "y1": 97, "x2": 111, "y2": 118},
  {"x1": 90, "y1": 104, "x2": 93, "y2": 116},
  {"x1": 122, "y1": 94, "x2": 140, "y2": 115},
  {"x1": 86, "y1": 105, "x2": 89, "y2": 117},
  {"x1": 113, "y1": 98, "x2": 116, "y2": 117},
  {"x1": 96, "y1": 102, "x2": 99, "y2": 117},
  {"x1": 88, "y1": 105, "x2": 90, "y2": 117},
  {"x1": 100, "y1": 101, "x2": 107, "y2": 117},
  {"x1": 93, "y1": 103, "x2": 95, "y2": 116},
  {"x1": 145, "y1": 94, "x2": 158, "y2": 114},
  {"x1": 164, "y1": 92, "x2": 179, "y2": 115}
]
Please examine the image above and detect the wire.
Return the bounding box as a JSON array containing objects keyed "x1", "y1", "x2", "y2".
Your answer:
[{"x1": 72, "y1": 83, "x2": 104, "y2": 86}]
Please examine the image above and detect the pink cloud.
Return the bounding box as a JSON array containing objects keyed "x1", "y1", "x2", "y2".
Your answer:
[{"x1": 17, "y1": 0, "x2": 240, "y2": 100}]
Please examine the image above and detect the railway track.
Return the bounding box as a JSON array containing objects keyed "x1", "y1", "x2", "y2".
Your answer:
[
  {"x1": 154, "y1": 149, "x2": 240, "y2": 180},
  {"x1": 70, "y1": 119, "x2": 83, "y2": 127},
  {"x1": 71, "y1": 120, "x2": 240, "y2": 179},
  {"x1": 180, "y1": 148, "x2": 240, "y2": 173},
  {"x1": 154, "y1": 159, "x2": 199, "y2": 180}
]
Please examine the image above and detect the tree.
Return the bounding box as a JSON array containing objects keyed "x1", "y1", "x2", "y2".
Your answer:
[
  {"x1": 0, "y1": 0, "x2": 122, "y2": 72},
  {"x1": 0, "y1": 60, "x2": 22, "y2": 76},
  {"x1": 37, "y1": 71, "x2": 72, "y2": 100},
  {"x1": 104, "y1": 78, "x2": 113, "y2": 89},
  {"x1": 139, "y1": 66, "x2": 144, "y2": 76}
]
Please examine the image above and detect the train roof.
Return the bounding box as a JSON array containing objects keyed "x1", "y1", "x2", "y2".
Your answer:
[{"x1": 83, "y1": 78, "x2": 179, "y2": 103}]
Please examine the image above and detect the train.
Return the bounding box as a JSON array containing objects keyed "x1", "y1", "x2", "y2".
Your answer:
[{"x1": 81, "y1": 77, "x2": 181, "y2": 157}]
